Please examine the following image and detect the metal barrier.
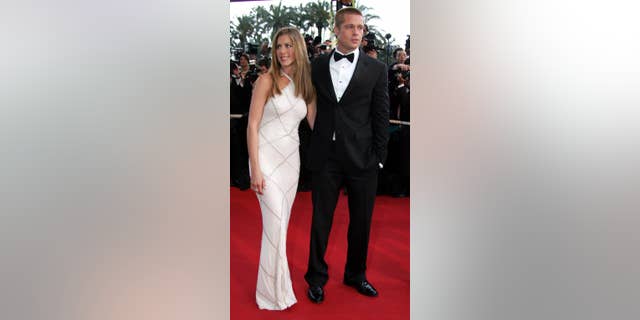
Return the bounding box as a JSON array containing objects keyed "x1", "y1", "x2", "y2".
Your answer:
[
  {"x1": 389, "y1": 119, "x2": 410, "y2": 126},
  {"x1": 230, "y1": 114, "x2": 409, "y2": 125}
]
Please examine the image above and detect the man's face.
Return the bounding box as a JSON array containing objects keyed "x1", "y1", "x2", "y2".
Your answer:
[
  {"x1": 239, "y1": 56, "x2": 249, "y2": 67},
  {"x1": 334, "y1": 13, "x2": 364, "y2": 52},
  {"x1": 396, "y1": 51, "x2": 407, "y2": 63}
]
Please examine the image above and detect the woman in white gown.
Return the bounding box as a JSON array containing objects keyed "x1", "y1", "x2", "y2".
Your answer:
[{"x1": 246, "y1": 27, "x2": 316, "y2": 310}]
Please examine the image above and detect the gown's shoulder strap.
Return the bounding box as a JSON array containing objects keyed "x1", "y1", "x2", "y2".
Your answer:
[
  {"x1": 281, "y1": 72, "x2": 292, "y2": 82},
  {"x1": 279, "y1": 72, "x2": 295, "y2": 95}
]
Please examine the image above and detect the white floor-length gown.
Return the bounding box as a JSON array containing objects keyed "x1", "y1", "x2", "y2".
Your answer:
[{"x1": 254, "y1": 73, "x2": 306, "y2": 310}]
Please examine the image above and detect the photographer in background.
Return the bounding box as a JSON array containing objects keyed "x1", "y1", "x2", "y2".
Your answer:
[
  {"x1": 380, "y1": 67, "x2": 410, "y2": 198},
  {"x1": 388, "y1": 48, "x2": 410, "y2": 82},
  {"x1": 361, "y1": 25, "x2": 374, "y2": 48},
  {"x1": 230, "y1": 60, "x2": 251, "y2": 189},
  {"x1": 388, "y1": 48, "x2": 409, "y2": 119},
  {"x1": 238, "y1": 53, "x2": 259, "y2": 86},
  {"x1": 256, "y1": 58, "x2": 270, "y2": 75},
  {"x1": 361, "y1": 27, "x2": 381, "y2": 59},
  {"x1": 378, "y1": 47, "x2": 411, "y2": 197},
  {"x1": 393, "y1": 70, "x2": 410, "y2": 122},
  {"x1": 363, "y1": 45, "x2": 378, "y2": 59},
  {"x1": 305, "y1": 34, "x2": 318, "y2": 60}
]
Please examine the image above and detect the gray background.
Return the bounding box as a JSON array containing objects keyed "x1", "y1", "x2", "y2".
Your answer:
[{"x1": 412, "y1": 1, "x2": 640, "y2": 319}]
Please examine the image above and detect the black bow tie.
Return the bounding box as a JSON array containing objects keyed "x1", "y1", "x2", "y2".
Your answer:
[{"x1": 334, "y1": 52, "x2": 354, "y2": 63}]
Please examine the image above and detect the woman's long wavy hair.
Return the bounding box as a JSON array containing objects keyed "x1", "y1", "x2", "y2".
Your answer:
[{"x1": 268, "y1": 27, "x2": 315, "y2": 104}]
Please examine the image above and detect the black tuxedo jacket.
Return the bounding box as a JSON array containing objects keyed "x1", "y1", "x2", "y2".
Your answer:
[{"x1": 307, "y1": 49, "x2": 390, "y2": 173}]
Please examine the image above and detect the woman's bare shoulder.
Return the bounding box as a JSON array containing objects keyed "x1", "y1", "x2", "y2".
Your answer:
[{"x1": 255, "y1": 73, "x2": 273, "y2": 87}]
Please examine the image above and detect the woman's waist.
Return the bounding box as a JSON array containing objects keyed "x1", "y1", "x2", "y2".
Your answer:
[{"x1": 258, "y1": 134, "x2": 300, "y2": 144}]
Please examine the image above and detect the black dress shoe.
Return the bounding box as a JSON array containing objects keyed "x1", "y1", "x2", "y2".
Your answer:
[
  {"x1": 307, "y1": 286, "x2": 324, "y2": 303},
  {"x1": 343, "y1": 279, "x2": 378, "y2": 297}
]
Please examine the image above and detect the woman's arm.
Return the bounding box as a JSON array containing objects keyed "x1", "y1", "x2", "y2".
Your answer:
[{"x1": 246, "y1": 74, "x2": 272, "y2": 194}]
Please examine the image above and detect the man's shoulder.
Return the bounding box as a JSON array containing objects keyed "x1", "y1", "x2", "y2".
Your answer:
[
  {"x1": 360, "y1": 52, "x2": 387, "y2": 71},
  {"x1": 312, "y1": 54, "x2": 330, "y2": 67},
  {"x1": 363, "y1": 54, "x2": 385, "y2": 66}
]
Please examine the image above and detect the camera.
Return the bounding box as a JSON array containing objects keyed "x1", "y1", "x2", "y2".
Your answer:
[
  {"x1": 362, "y1": 32, "x2": 378, "y2": 48},
  {"x1": 395, "y1": 70, "x2": 410, "y2": 80}
]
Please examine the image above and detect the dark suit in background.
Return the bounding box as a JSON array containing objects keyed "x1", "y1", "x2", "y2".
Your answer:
[{"x1": 230, "y1": 74, "x2": 252, "y2": 189}]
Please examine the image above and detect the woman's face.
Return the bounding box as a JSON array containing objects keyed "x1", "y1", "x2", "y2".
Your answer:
[{"x1": 276, "y1": 34, "x2": 296, "y2": 69}]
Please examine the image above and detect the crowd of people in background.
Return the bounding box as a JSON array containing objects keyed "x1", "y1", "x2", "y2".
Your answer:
[{"x1": 230, "y1": 27, "x2": 410, "y2": 197}]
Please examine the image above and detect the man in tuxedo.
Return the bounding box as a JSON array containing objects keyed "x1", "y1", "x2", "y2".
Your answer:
[{"x1": 305, "y1": 7, "x2": 389, "y2": 303}]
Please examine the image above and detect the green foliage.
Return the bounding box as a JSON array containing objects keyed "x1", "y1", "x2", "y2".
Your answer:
[
  {"x1": 305, "y1": 1, "x2": 332, "y2": 39},
  {"x1": 229, "y1": 0, "x2": 399, "y2": 51},
  {"x1": 230, "y1": 14, "x2": 255, "y2": 49}
]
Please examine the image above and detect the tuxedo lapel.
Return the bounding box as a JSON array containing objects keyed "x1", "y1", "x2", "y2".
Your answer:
[
  {"x1": 319, "y1": 52, "x2": 338, "y2": 102},
  {"x1": 341, "y1": 49, "x2": 368, "y2": 102}
]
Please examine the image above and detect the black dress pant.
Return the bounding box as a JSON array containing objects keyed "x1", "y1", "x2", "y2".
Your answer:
[
  {"x1": 305, "y1": 142, "x2": 378, "y2": 287},
  {"x1": 297, "y1": 119, "x2": 313, "y2": 191}
]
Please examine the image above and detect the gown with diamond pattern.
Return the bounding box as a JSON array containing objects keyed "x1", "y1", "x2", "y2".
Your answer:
[{"x1": 254, "y1": 73, "x2": 307, "y2": 310}]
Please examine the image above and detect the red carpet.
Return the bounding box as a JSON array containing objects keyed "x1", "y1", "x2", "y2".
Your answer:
[{"x1": 230, "y1": 187, "x2": 410, "y2": 319}]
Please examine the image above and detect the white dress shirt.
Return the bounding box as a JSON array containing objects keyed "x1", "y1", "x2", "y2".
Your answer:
[
  {"x1": 330, "y1": 48, "x2": 359, "y2": 140},
  {"x1": 330, "y1": 48, "x2": 359, "y2": 102}
]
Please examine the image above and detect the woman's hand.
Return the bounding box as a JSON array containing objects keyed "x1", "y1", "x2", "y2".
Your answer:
[{"x1": 250, "y1": 169, "x2": 266, "y2": 195}]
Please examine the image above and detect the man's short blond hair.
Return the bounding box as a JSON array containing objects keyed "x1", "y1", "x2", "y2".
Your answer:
[{"x1": 334, "y1": 7, "x2": 363, "y2": 28}]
